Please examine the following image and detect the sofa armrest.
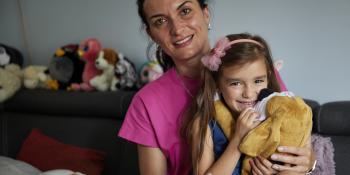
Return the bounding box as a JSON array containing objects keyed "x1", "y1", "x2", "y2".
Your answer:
[{"x1": 315, "y1": 101, "x2": 350, "y2": 135}]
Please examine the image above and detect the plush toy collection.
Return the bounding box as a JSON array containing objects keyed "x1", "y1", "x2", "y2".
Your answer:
[{"x1": 0, "y1": 39, "x2": 163, "y2": 103}]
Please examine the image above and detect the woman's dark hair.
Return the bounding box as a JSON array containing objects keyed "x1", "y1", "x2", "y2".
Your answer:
[{"x1": 137, "y1": 0, "x2": 208, "y2": 71}]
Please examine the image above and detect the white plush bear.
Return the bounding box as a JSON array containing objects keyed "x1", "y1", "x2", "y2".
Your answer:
[{"x1": 0, "y1": 64, "x2": 22, "y2": 102}]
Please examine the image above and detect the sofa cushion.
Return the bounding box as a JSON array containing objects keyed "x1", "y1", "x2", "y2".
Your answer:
[{"x1": 16, "y1": 129, "x2": 106, "y2": 175}]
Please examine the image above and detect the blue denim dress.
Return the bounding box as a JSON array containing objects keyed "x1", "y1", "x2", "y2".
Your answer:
[{"x1": 209, "y1": 120, "x2": 242, "y2": 175}]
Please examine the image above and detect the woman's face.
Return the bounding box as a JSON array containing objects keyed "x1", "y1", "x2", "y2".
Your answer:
[
  {"x1": 218, "y1": 57, "x2": 269, "y2": 113},
  {"x1": 143, "y1": 0, "x2": 210, "y2": 64}
]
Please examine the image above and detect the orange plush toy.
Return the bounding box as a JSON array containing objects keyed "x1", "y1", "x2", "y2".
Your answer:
[{"x1": 214, "y1": 89, "x2": 312, "y2": 175}]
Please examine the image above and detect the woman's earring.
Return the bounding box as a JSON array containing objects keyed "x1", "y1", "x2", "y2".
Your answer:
[{"x1": 208, "y1": 23, "x2": 211, "y2": 30}]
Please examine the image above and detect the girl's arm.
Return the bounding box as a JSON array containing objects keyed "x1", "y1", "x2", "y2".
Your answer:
[
  {"x1": 193, "y1": 108, "x2": 261, "y2": 175},
  {"x1": 137, "y1": 145, "x2": 167, "y2": 175},
  {"x1": 192, "y1": 118, "x2": 242, "y2": 175}
]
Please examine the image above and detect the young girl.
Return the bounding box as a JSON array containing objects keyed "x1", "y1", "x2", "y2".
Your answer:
[{"x1": 182, "y1": 33, "x2": 302, "y2": 175}]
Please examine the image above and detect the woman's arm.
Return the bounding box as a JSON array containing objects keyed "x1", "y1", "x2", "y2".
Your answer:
[
  {"x1": 137, "y1": 145, "x2": 167, "y2": 175},
  {"x1": 250, "y1": 137, "x2": 315, "y2": 175}
]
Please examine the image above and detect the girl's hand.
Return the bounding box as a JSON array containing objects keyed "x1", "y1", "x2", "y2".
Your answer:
[
  {"x1": 270, "y1": 146, "x2": 314, "y2": 174},
  {"x1": 233, "y1": 108, "x2": 261, "y2": 142},
  {"x1": 250, "y1": 156, "x2": 278, "y2": 175}
]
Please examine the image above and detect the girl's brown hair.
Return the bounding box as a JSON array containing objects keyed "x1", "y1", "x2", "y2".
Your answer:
[{"x1": 181, "y1": 33, "x2": 281, "y2": 174}]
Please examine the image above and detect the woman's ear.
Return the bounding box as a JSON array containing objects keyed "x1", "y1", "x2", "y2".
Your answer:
[{"x1": 203, "y1": 6, "x2": 211, "y2": 29}]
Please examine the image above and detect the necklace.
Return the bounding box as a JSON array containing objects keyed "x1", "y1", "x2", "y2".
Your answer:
[{"x1": 175, "y1": 69, "x2": 194, "y2": 98}]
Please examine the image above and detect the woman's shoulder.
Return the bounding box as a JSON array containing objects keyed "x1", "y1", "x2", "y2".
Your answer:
[{"x1": 135, "y1": 68, "x2": 176, "y2": 98}]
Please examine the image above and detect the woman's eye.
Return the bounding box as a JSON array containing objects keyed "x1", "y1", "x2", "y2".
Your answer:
[
  {"x1": 154, "y1": 17, "x2": 167, "y2": 26},
  {"x1": 180, "y1": 8, "x2": 192, "y2": 16}
]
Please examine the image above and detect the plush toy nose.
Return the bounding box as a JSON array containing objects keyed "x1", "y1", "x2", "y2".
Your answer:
[{"x1": 95, "y1": 60, "x2": 99, "y2": 66}]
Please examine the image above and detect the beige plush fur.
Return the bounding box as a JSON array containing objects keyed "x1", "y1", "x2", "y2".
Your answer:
[{"x1": 214, "y1": 96, "x2": 312, "y2": 175}]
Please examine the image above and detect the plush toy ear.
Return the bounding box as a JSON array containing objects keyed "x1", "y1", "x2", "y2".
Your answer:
[{"x1": 214, "y1": 100, "x2": 236, "y2": 139}]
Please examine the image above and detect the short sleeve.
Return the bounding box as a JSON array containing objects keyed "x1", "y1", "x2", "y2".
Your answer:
[{"x1": 118, "y1": 94, "x2": 158, "y2": 147}]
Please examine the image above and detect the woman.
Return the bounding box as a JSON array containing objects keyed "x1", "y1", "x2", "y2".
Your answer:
[{"x1": 118, "y1": 0, "x2": 315, "y2": 174}]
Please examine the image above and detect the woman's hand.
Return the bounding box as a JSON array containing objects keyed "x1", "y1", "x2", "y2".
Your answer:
[
  {"x1": 269, "y1": 146, "x2": 315, "y2": 174},
  {"x1": 233, "y1": 108, "x2": 261, "y2": 142},
  {"x1": 250, "y1": 156, "x2": 278, "y2": 175}
]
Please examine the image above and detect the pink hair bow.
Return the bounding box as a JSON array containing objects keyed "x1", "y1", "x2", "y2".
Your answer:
[{"x1": 201, "y1": 37, "x2": 231, "y2": 71}]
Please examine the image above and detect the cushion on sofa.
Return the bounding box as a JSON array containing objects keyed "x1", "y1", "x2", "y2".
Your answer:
[{"x1": 16, "y1": 128, "x2": 106, "y2": 175}]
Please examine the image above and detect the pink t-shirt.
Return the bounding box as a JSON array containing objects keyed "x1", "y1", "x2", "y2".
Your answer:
[{"x1": 118, "y1": 68, "x2": 200, "y2": 175}]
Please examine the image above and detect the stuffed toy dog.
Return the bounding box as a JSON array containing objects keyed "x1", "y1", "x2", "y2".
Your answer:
[
  {"x1": 214, "y1": 89, "x2": 312, "y2": 175},
  {"x1": 90, "y1": 48, "x2": 119, "y2": 91},
  {"x1": 0, "y1": 64, "x2": 22, "y2": 102}
]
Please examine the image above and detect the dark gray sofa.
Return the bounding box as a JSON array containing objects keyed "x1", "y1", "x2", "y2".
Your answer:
[
  {"x1": 0, "y1": 89, "x2": 349, "y2": 174},
  {"x1": 0, "y1": 89, "x2": 139, "y2": 175}
]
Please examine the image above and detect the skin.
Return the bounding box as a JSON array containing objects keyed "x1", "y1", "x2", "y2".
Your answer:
[{"x1": 138, "y1": 0, "x2": 314, "y2": 174}]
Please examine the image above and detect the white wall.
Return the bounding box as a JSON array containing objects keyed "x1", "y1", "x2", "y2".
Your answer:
[{"x1": 0, "y1": 0, "x2": 349, "y2": 104}]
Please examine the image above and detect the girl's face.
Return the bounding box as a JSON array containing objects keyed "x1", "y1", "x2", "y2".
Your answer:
[
  {"x1": 218, "y1": 57, "x2": 269, "y2": 113},
  {"x1": 144, "y1": 0, "x2": 210, "y2": 64}
]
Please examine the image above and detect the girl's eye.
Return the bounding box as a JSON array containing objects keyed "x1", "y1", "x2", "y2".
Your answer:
[
  {"x1": 230, "y1": 81, "x2": 241, "y2": 86},
  {"x1": 255, "y1": 79, "x2": 265, "y2": 84},
  {"x1": 180, "y1": 8, "x2": 192, "y2": 16},
  {"x1": 154, "y1": 17, "x2": 167, "y2": 26}
]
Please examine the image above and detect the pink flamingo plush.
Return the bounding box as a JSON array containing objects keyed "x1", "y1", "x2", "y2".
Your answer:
[{"x1": 70, "y1": 38, "x2": 102, "y2": 91}]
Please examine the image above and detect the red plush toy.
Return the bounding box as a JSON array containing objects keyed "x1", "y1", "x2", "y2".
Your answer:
[{"x1": 70, "y1": 38, "x2": 102, "y2": 91}]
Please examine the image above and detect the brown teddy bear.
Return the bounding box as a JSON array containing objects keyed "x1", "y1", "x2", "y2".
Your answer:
[{"x1": 214, "y1": 89, "x2": 312, "y2": 175}]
